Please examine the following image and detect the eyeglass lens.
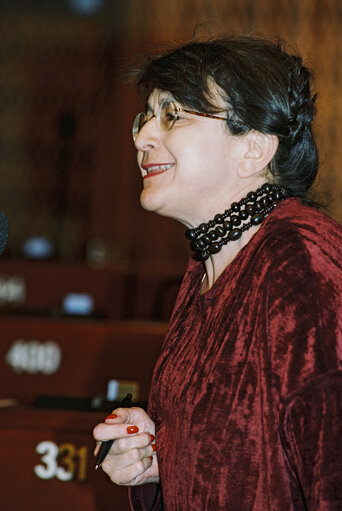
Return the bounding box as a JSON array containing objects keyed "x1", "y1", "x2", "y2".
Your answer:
[
  {"x1": 158, "y1": 101, "x2": 177, "y2": 131},
  {"x1": 132, "y1": 112, "x2": 146, "y2": 141},
  {"x1": 132, "y1": 100, "x2": 178, "y2": 141}
]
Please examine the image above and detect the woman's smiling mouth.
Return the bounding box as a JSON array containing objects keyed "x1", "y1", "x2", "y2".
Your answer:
[{"x1": 142, "y1": 163, "x2": 174, "y2": 179}]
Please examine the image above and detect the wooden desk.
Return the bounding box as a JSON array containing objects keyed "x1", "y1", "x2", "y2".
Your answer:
[
  {"x1": 0, "y1": 317, "x2": 167, "y2": 404},
  {"x1": 0, "y1": 259, "x2": 185, "y2": 321},
  {"x1": 0, "y1": 259, "x2": 134, "y2": 319},
  {"x1": 0, "y1": 406, "x2": 133, "y2": 510}
]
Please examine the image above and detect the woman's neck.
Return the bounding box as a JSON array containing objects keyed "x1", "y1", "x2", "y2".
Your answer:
[
  {"x1": 185, "y1": 182, "x2": 287, "y2": 285},
  {"x1": 201, "y1": 222, "x2": 262, "y2": 293}
]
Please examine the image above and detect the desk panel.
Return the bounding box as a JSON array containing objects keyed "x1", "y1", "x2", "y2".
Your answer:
[
  {"x1": 0, "y1": 317, "x2": 166, "y2": 404},
  {"x1": 0, "y1": 260, "x2": 134, "y2": 319},
  {"x1": 0, "y1": 407, "x2": 132, "y2": 510}
]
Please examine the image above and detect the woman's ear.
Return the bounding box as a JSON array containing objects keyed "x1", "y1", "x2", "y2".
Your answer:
[{"x1": 238, "y1": 131, "x2": 279, "y2": 178}]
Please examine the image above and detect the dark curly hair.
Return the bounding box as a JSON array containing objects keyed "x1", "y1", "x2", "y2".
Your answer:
[{"x1": 131, "y1": 36, "x2": 319, "y2": 199}]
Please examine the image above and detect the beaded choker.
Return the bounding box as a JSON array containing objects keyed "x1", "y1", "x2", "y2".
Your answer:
[{"x1": 185, "y1": 183, "x2": 287, "y2": 261}]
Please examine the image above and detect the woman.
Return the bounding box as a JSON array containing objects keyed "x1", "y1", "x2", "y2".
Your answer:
[{"x1": 93, "y1": 36, "x2": 342, "y2": 510}]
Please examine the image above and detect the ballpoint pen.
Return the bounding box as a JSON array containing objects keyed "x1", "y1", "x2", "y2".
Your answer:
[{"x1": 95, "y1": 392, "x2": 133, "y2": 470}]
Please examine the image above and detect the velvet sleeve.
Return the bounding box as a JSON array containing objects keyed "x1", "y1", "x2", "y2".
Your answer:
[
  {"x1": 266, "y1": 221, "x2": 342, "y2": 509},
  {"x1": 280, "y1": 372, "x2": 342, "y2": 510},
  {"x1": 128, "y1": 483, "x2": 163, "y2": 511}
]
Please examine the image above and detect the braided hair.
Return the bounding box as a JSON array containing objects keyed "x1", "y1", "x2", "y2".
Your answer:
[{"x1": 134, "y1": 36, "x2": 319, "y2": 199}]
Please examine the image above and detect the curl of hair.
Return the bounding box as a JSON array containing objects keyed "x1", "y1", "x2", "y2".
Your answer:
[{"x1": 131, "y1": 36, "x2": 319, "y2": 198}]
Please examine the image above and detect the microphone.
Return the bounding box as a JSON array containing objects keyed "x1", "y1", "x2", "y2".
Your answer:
[{"x1": 0, "y1": 211, "x2": 9, "y2": 256}]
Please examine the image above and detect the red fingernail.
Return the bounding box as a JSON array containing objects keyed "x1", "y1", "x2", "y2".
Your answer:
[
  {"x1": 152, "y1": 444, "x2": 156, "y2": 451},
  {"x1": 106, "y1": 413, "x2": 117, "y2": 420},
  {"x1": 150, "y1": 434, "x2": 155, "y2": 442},
  {"x1": 127, "y1": 426, "x2": 139, "y2": 434},
  {"x1": 149, "y1": 456, "x2": 153, "y2": 461}
]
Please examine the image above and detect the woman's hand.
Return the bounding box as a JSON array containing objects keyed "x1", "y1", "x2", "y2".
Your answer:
[{"x1": 93, "y1": 406, "x2": 159, "y2": 486}]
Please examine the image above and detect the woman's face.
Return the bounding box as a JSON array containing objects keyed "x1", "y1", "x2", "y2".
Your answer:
[{"x1": 134, "y1": 88, "x2": 250, "y2": 228}]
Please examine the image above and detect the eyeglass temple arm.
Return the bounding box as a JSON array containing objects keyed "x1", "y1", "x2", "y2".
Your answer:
[{"x1": 177, "y1": 107, "x2": 227, "y2": 121}]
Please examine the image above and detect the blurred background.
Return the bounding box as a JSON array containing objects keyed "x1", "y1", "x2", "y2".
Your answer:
[
  {"x1": 0, "y1": 1, "x2": 341, "y2": 509},
  {"x1": 1, "y1": 0, "x2": 342, "y2": 273}
]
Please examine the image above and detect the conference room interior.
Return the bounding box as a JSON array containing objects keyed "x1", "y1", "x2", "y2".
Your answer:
[{"x1": 0, "y1": 1, "x2": 341, "y2": 509}]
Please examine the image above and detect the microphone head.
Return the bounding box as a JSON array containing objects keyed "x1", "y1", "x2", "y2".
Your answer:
[{"x1": 0, "y1": 211, "x2": 9, "y2": 256}]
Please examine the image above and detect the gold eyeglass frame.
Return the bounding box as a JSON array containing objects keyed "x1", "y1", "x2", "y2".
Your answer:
[{"x1": 132, "y1": 99, "x2": 227, "y2": 141}]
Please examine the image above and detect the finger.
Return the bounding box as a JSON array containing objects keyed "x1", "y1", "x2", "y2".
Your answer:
[
  {"x1": 103, "y1": 453, "x2": 153, "y2": 486},
  {"x1": 103, "y1": 407, "x2": 131, "y2": 424},
  {"x1": 94, "y1": 441, "x2": 101, "y2": 456},
  {"x1": 93, "y1": 432, "x2": 152, "y2": 457},
  {"x1": 106, "y1": 406, "x2": 151, "y2": 426},
  {"x1": 110, "y1": 432, "x2": 153, "y2": 455},
  {"x1": 106, "y1": 443, "x2": 154, "y2": 469},
  {"x1": 93, "y1": 421, "x2": 139, "y2": 442},
  {"x1": 124, "y1": 406, "x2": 151, "y2": 425}
]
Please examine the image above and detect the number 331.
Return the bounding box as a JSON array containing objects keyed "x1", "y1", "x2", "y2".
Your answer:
[{"x1": 34, "y1": 441, "x2": 88, "y2": 482}]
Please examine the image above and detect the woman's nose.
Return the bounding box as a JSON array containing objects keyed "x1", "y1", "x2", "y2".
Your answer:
[{"x1": 134, "y1": 116, "x2": 160, "y2": 151}]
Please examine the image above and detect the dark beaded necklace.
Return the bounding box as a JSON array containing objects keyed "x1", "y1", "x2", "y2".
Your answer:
[{"x1": 185, "y1": 182, "x2": 287, "y2": 261}]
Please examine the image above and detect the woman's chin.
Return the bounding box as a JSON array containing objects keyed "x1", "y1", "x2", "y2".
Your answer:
[
  {"x1": 140, "y1": 189, "x2": 165, "y2": 213},
  {"x1": 140, "y1": 191, "x2": 177, "y2": 221}
]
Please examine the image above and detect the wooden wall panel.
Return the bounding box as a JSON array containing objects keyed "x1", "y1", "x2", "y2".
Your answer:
[{"x1": 0, "y1": 0, "x2": 341, "y2": 272}]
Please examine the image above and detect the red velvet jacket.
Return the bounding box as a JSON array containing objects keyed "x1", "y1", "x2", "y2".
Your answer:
[{"x1": 130, "y1": 199, "x2": 342, "y2": 510}]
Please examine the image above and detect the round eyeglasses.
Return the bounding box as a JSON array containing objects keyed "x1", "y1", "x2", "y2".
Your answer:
[{"x1": 132, "y1": 99, "x2": 227, "y2": 141}]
